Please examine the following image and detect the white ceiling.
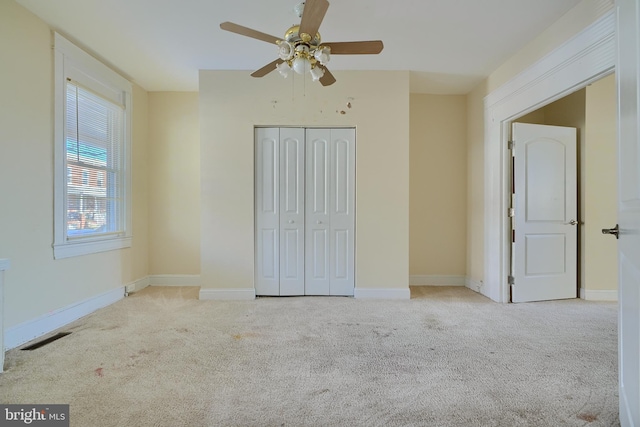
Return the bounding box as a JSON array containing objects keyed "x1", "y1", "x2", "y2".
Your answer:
[{"x1": 16, "y1": 0, "x2": 582, "y2": 94}]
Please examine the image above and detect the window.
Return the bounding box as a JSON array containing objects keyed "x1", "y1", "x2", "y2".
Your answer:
[{"x1": 53, "y1": 33, "x2": 132, "y2": 259}]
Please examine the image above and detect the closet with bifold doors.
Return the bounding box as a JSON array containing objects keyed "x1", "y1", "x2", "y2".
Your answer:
[{"x1": 255, "y1": 127, "x2": 355, "y2": 296}]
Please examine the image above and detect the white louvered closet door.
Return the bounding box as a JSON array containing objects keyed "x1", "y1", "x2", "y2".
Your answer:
[{"x1": 255, "y1": 127, "x2": 354, "y2": 296}]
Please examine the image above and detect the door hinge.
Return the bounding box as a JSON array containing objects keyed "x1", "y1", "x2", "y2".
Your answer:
[
  {"x1": 508, "y1": 275, "x2": 515, "y2": 285},
  {"x1": 508, "y1": 140, "x2": 515, "y2": 150},
  {"x1": 508, "y1": 208, "x2": 515, "y2": 217}
]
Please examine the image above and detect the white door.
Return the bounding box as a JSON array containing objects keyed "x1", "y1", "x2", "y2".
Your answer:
[
  {"x1": 279, "y1": 129, "x2": 305, "y2": 295},
  {"x1": 305, "y1": 129, "x2": 356, "y2": 296},
  {"x1": 512, "y1": 123, "x2": 578, "y2": 302},
  {"x1": 305, "y1": 130, "x2": 331, "y2": 295},
  {"x1": 255, "y1": 128, "x2": 280, "y2": 296},
  {"x1": 255, "y1": 128, "x2": 305, "y2": 296},
  {"x1": 616, "y1": 0, "x2": 640, "y2": 424}
]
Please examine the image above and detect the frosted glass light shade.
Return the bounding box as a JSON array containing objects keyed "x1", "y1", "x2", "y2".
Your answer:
[
  {"x1": 278, "y1": 41, "x2": 294, "y2": 61},
  {"x1": 314, "y1": 47, "x2": 330, "y2": 65},
  {"x1": 276, "y1": 61, "x2": 292, "y2": 78},
  {"x1": 292, "y1": 57, "x2": 311, "y2": 75},
  {"x1": 310, "y1": 66, "x2": 325, "y2": 81}
]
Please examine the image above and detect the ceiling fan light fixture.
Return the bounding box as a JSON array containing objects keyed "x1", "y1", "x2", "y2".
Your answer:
[
  {"x1": 310, "y1": 66, "x2": 325, "y2": 82},
  {"x1": 277, "y1": 40, "x2": 294, "y2": 61},
  {"x1": 314, "y1": 46, "x2": 331, "y2": 65},
  {"x1": 292, "y1": 56, "x2": 312, "y2": 75},
  {"x1": 276, "y1": 61, "x2": 292, "y2": 78}
]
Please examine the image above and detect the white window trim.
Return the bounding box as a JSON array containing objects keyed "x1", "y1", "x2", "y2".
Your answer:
[{"x1": 53, "y1": 32, "x2": 133, "y2": 259}]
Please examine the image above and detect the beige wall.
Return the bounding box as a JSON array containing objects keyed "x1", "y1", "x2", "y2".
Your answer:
[
  {"x1": 410, "y1": 94, "x2": 467, "y2": 277},
  {"x1": 147, "y1": 92, "x2": 200, "y2": 275},
  {"x1": 465, "y1": 83, "x2": 487, "y2": 288},
  {"x1": 0, "y1": 0, "x2": 149, "y2": 328},
  {"x1": 543, "y1": 90, "x2": 586, "y2": 129},
  {"x1": 515, "y1": 108, "x2": 545, "y2": 124},
  {"x1": 128, "y1": 85, "x2": 150, "y2": 282},
  {"x1": 199, "y1": 71, "x2": 410, "y2": 292},
  {"x1": 584, "y1": 74, "x2": 617, "y2": 291},
  {"x1": 466, "y1": 0, "x2": 613, "y2": 289}
]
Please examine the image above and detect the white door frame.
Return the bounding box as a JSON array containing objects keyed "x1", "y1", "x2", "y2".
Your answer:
[{"x1": 483, "y1": 10, "x2": 615, "y2": 303}]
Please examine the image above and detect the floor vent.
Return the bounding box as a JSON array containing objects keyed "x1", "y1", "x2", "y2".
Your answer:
[{"x1": 21, "y1": 332, "x2": 72, "y2": 351}]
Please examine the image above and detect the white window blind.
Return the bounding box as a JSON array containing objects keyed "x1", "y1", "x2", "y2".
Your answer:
[{"x1": 64, "y1": 80, "x2": 125, "y2": 239}]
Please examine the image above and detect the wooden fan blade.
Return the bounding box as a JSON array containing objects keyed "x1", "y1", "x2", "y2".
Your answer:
[
  {"x1": 251, "y1": 59, "x2": 284, "y2": 78},
  {"x1": 322, "y1": 41, "x2": 384, "y2": 55},
  {"x1": 299, "y1": 0, "x2": 329, "y2": 39},
  {"x1": 318, "y1": 65, "x2": 336, "y2": 86},
  {"x1": 220, "y1": 22, "x2": 280, "y2": 45}
]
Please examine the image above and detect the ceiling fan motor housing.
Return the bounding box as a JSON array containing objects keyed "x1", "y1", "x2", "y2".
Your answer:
[
  {"x1": 279, "y1": 25, "x2": 328, "y2": 70},
  {"x1": 284, "y1": 25, "x2": 321, "y2": 48}
]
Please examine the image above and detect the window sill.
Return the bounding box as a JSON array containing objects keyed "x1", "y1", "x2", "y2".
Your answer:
[{"x1": 53, "y1": 236, "x2": 132, "y2": 259}]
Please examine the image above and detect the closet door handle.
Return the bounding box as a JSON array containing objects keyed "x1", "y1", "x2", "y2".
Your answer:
[{"x1": 288, "y1": 220, "x2": 294, "y2": 224}]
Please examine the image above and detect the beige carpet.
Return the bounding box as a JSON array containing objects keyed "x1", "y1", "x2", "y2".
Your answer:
[{"x1": 0, "y1": 286, "x2": 619, "y2": 426}]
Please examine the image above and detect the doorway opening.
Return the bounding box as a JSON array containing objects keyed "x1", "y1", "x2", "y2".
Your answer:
[
  {"x1": 482, "y1": 11, "x2": 615, "y2": 303},
  {"x1": 507, "y1": 76, "x2": 617, "y2": 302}
]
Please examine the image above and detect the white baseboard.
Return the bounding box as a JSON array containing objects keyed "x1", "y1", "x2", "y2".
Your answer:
[
  {"x1": 5, "y1": 286, "x2": 124, "y2": 351},
  {"x1": 148, "y1": 274, "x2": 200, "y2": 286},
  {"x1": 580, "y1": 288, "x2": 618, "y2": 301},
  {"x1": 354, "y1": 288, "x2": 411, "y2": 299},
  {"x1": 125, "y1": 275, "x2": 200, "y2": 292},
  {"x1": 465, "y1": 277, "x2": 484, "y2": 293},
  {"x1": 199, "y1": 288, "x2": 256, "y2": 300},
  {"x1": 410, "y1": 275, "x2": 466, "y2": 286},
  {"x1": 125, "y1": 276, "x2": 150, "y2": 293}
]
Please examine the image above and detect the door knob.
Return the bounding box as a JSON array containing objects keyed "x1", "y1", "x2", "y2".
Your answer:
[
  {"x1": 288, "y1": 220, "x2": 294, "y2": 224},
  {"x1": 566, "y1": 219, "x2": 579, "y2": 226},
  {"x1": 316, "y1": 220, "x2": 322, "y2": 224},
  {"x1": 601, "y1": 224, "x2": 619, "y2": 239}
]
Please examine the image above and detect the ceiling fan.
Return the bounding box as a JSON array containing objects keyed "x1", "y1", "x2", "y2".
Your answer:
[{"x1": 220, "y1": 0, "x2": 384, "y2": 86}]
